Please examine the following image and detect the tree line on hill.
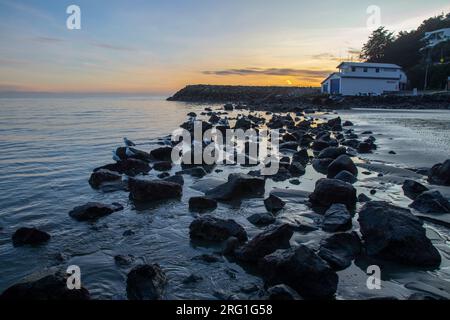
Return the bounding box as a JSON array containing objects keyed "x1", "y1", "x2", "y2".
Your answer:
[{"x1": 360, "y1": 12, "x2": 450, "y2": 90}]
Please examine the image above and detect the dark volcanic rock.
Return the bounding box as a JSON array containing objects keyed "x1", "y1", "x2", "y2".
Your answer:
[
  {"x1": 0, "y1": 272, "x2": 90, "y2": 300},
  {"x1": 428, "y1": 160, "x2": 450, "y2": 186},
  {"x1": 234, "y1": 117, "x2": 253, "y2": 130},
  {"x1": 280, "y1": 141, "x2": 299, "y2": 151},
  {"x1": 402, "y1": 180, "x2": 429, "y2": 200},
  {"x1": 69, "y1": 202, "x2": 123, "y2": 221},
  {"x1": 247, "y1": 213, "x2": 276, "y2": 227},
  {"x1": 235, "y1": 224, "x2": 293, "y2": 262},
  {"x1": 327, "y1": 155, "x2": 358, "y2": 178},
  {"x1": 312, "y1": 158, "x2": 333, "y2": 174},
  {"x1": 318, "y1": 232, "x2": 361, "y2": 271},
  {"x1": 289, "y1": 161, "x2": 306, "y2": 176},
  {"x1": 327, "y1": 117, "x2": 341, "y2": 128},
  {"x1": 309, "y1": 178, "x2": 357, "y2": 211},
  {"x1": 334, "y1": 170, "x2": 357, "y2": 184},
  {"x1": 12, "y1": 227, "x2": 51, "y2": 246},
  {"x1": 259, "y1": 245, "x2": 338, "y2": 299},
  {"x1": 292, "y1": 149, "x2": 309, "y2": 166},
  {"x1": 358, "y1": 201, "x2": 441, "y2": 267},
  {"x1": 264, "y1": 194, "x2": 286, "y2": 213},
  {"x1": 206, "y1": 173, "x2": 265, "y2": 201},
  {"x1": 188, "y1": 197, "x2": 218, "y2": 212},
  {"x1": 224, "y1": 103, "x2": 234, "y2": 111},
  {"x1": 189, "y1": 215, "x2": 248, "y2": 242},
  {"x1": 357, "y1": 142, "x2": 375, "y2": 153},
  {"x1": 116, "y1": 147, "x2": 152, "y2": 162},
  {"x1": 409, "y1": 190, "x2": 450, "y2": 214},
  {"x1": 89, "y1": 169, "x2": 122, "y2": 189},
  {"x1": 358, "y1": 193, "x2": 372, "y2": 203},
  {"x1": 322, "y1": 204, "x2": 352, "y2": 232},
  {"x1": 126, "y1": 264, "x2": 167, "y2": 300},
  {"x1": 342, "y1": 121, "x2": 354, "y2": 127},
  {"x1": 267, "y1": 284, "x2": 302, "y2": 300},
  {"x1": 94, "y1": 158, "x2": 151, "y2": 177},
  {"x1": 318, "y1": 147, "x2": 347, "y2": 160},
  {"x1": 128, "y1": 178, "x2": 182, "y2": 202},
  {"x1": 176, "y1": 166, "x2": 208, "y2": 178},
  {"x1": 163, "y1": 175, "x2": 184, "y2": 186},
  {"x1": 311, "y1": 140, "x2": 330, "y2": 151},
  {"x1": 153, "y1": 161, "x2": 172, "y2": 172}
]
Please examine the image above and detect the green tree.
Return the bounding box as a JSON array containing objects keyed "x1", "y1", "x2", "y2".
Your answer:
[{"x1": 360, "y1": 27, "x2": 395, "y2": 62}]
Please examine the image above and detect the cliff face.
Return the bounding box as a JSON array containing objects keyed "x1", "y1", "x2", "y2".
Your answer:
[{"x1": 167, "y1": 85, "x2": 320, "y2": 103}]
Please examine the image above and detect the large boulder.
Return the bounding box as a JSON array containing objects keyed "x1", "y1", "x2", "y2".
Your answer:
[
  {"x1": 428, "y1": 160, "x2": 450, "y2": 186},
  {"x1": 69, "y1": 202, "x2": 124, "y2": 221},
  {"x1": 128, "y1": 178, "x2": 182, "y2": 202},
  {"x1": 402, "y1": 180, "x2": 429, "y2": 200},
  {"x1": 163, "y1": 175, "x2": 184, "y2": 186},
  {"x1": 312, "y1": 158, "x2": 333, "y2": 175},
  {"x1": 409, "y1": 190, "x2": 450, "y2": 214},
  {"x1": 318, "y1": 232, "x2": 361, "y2": 270},
  {"x1": 309, "y1": 178, "x2": 357, "y2": 211},
  {"x1": 264, "y1": 195, "x2": 286, "y2": 213},
  {"x1": 189, "y1": 215, "x2": 247, "y2": 243},
  {"x1": 322, "y1": 204, "x2": 352, "y2": 232},
  {"x1": 327, "y1": 155, "x2": 358, "y2": 178},
  {"x1": 0, "y1": 272, "x2": 90, "y2": 300},
  {"x1": 334, "y1": 170, "x2": 357, "y2": 184},
  {"x1": 126, "y1": 264, "x2": 167, "y2": 300},
  {"x1": 259, "y1": 245, "x2": 338, "y2": 299},
  {"x1": 234, "y1": 224, "x2": 293, "y2": 262},
  {"x1": 188, "y1": 197, "x2": 218, "y2": 212},
  {"x1": 12, "y1": 227, "x2": 51, "y2": 246},
  {"x1": 318, "y1": 147, "x2": 347, "y2": 160},
  {"x1": 358, "y1": 201, "x2": 441, "y2": 267},
  {"x1": 206, "y1": 173, "x2": 265, "y2": 201},
  {"x1": 88, "y1": 169, "x2": 122, "y2": 189}
]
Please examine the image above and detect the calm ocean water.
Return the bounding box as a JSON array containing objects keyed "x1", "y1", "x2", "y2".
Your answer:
[{"x1": 0, "y1": 97, "x2": 449, "y2": 299}]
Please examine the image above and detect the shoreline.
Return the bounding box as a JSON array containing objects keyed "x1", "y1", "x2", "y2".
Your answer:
[{"x1": 2, "y1": 101, "x2": 449, "y2": 300}]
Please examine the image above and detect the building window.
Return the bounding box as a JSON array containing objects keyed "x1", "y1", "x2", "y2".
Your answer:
[
  {"x1": 351, "y1": 67, "x2": 356, "y2": 72},
  {"x1": 376, "y1": 68, "x2": 380, "y2": 73},
  {"x1": 363, "y1": 68, "x2": 368, "y2": 72}
]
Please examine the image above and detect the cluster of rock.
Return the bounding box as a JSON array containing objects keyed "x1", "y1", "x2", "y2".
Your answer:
[{"x1": 3, "y1": 101, "x2": 448, "y2": 301}]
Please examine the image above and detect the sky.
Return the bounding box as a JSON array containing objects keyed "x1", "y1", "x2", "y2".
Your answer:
[{"x1": 0, "y1": 0, "x2": 449, "y2": 95}]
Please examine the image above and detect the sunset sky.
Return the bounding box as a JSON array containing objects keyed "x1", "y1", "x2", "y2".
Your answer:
[{"x1": 1, "y1": 0, "x2": 449, "y2": 95}]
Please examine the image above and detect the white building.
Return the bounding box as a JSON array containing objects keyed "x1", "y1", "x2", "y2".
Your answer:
[{"x1": 321, "y1": 62, "x2": 408, "y2": 96}]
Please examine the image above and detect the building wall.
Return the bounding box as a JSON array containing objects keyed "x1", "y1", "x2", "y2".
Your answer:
[
  {"x1": 340, "y1": 78, "x2": 399, "y2": 96},
  {"x1": 339, "y1": 66, "x2": 401, "y2": 79}
]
